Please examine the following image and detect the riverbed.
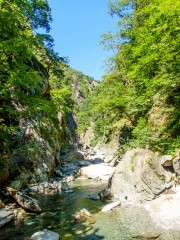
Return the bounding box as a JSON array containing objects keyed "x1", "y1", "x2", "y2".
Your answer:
[{"x1": 0, "y1": 179, "x2": 179, "y2": 240}]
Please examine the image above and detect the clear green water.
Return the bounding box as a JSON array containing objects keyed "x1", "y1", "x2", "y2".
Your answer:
[
  {"x1": 0, "y1": 179, "x2": 180, "y2": 240},
  {"x1": 0, "y1": 180, "x2": 108, "y2": 240}
]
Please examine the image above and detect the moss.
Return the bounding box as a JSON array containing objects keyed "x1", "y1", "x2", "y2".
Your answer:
[
  {"x1": 90, "y1": 137, "x2": 100, "y2": 148},
  {"x1": 131, "y1": 164, "x2": 135, "y2": 172}
]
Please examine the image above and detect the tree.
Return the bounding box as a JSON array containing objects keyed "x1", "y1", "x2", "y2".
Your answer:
[
  {"x1": 78, "y1": 0, "x2": 180, "y2": 154},
  {"x1": 0, "y1": 0, "x2": 55, "y2": 166}
]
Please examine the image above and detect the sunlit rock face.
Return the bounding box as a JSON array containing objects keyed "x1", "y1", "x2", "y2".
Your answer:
[{"x1": 110, "y1": 148, "x2": 174, "y2": 203}]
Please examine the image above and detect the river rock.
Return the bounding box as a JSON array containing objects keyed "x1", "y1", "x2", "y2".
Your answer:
[
  {"x1": 173, "y1": 153, "x2": 180, "y2": 179},
  {"x1": 132, "y1": 233, "x2": 160, "y2": 239},
  {"x1": 98, "y1": 188, "x2": 111, "y2": 199},
  {"x1": 63, "y1": 150, "x2": 84, "y2": 163},
  {"x1": 76, "y1": 160, "x2": 92, "y2": 167},
  {"x1": 13, "y1": 208, "x2": 27, "y2": 219},
  {"x1": 92, "y1": 158, "x2": 104, "y2": 164},
  {"x1": 0, "y1": 209, "x2": 14, "y2": 227},
  {"x1": 75, "y1": 225, "x2": 93, "y2": 235},
  {"x1": 7, "y1": 188, "x2": 42, "y2": 213},
  {"x1": 80, "y1": 163, "x2": 115, "y2": 180},
  {"x1": 110, "y1": 148, "x2": 174, "y2": 203},
  {"x1": 61, "y1": 180, "x2": 69, "y2": 191},
  {"x1": 54, "y1": 169, "x2": 63, "y2": 177},
  {"x1": 101, "y1": 200, "x2": 121, "y2": 212},
  {"x1": 88, "y1": 194, "x2": 100, "y2": 200},
  {"x1": 74, "y1": 208, "x2": 95, "y2": 224},
  {"x1": 161, "y1": 155, "x2": 173, "y2": 167},
  {"x1": 31, "y1": 229, "x2": 59, "y2": 240},
  {"x1": 28, "y1": 180, "x2": 69, "y2": 194}
]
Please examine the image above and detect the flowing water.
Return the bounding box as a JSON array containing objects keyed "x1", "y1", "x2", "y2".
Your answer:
[{"x1": 0, "y1": 179, "x2": 180, "y2": 240}]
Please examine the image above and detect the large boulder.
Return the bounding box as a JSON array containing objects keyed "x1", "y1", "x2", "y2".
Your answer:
[
  {"x1": 63, "y1": 151, "x2": 84, "y2": 163},
  {"x1": 80, "y1": 163, "x2": 115, "y2": 180},
  {"x1": 110, "y1": 148, "x2": 174, "y2": 203}
]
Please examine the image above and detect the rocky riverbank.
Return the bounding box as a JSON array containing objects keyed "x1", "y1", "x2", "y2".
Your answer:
[{"x1": 0, "y1": 147, "x2": 180, "y2": 239}]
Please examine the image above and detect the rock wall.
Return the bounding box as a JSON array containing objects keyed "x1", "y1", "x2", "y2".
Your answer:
[
  {"x1": 8, "y1": 117, "x2": 61, "y2": 186},
  {"x1": 110, "y1": 148, "x2": 174, "y2": 203}
]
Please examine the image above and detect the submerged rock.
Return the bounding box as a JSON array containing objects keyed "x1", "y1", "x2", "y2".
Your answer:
[
  {"x1": 88, "y1": 194, "x2": 100, "y2": 200},
  {"x1": 101, "y1": 200, "x2": 121, "y2": 213},
  {"x1": 31, "y1": 229, "x2": 59, "y2": 240},
  {"x1": 74, "y1": 208, "x2": 96, "y2": 224},
  {"x1": 132, "y1": 233, "x2": 161, "y2": 239},
  {"x1": 0, "y1": 209, "x2": 14, "y2": 227},
  {"x1": 74, "y1": 225, "x2": 93, "y2": 235}
]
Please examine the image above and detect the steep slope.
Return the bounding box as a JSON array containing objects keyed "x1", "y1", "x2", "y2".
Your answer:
[{"x1": 58, "y1": 67, "x2": 98, "y2": 147}]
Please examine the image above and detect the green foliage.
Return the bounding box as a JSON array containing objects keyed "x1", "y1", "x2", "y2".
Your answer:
[
  {"x1": 90, "y1": 137, "x2": 100, "y2": 148},
  {"x1": 0, "y1": 0, "x2": 75, "y2": 168},
  {"x1": 131, "y1": 118, "x2": 154, "y2": 147},
  {"x1": 78, "y1": 0, "x2": 180, "y2": 154}
]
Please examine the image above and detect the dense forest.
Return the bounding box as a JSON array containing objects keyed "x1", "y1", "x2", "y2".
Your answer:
[
  {"x1": 78, "y1": 0, "x2": 180, "y2": 155},
  {"x1": 0, "y1": 0, "x2": 97, "y2": 183}
]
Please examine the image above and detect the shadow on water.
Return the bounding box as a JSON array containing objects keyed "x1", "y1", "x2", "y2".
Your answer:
[{"x1": 78, "y1": 229, "x2": 105, "y2": 240}]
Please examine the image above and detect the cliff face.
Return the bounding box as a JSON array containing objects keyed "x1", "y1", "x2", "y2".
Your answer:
[
  {"x1": 60, "y1": 68, "x2": 99, "y2": 148},
  {"x1": 0, "y1": 58, "x2": 60, "y2": 185},
  {"x1": 110, "y1": 148, "x2": 174, "y2": 203},
  {"x1": 8, "y1": 117, "x2": 61, "y2": 185},
  {"x1": 0, "y1": 61, "x2": 98, "y2": 185}
]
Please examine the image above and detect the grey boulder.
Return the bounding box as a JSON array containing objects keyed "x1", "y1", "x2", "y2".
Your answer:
[
  {"x1": 110, "y1": 148, "x2": 174, "y2": 203},
  {"x1": 31, "y1": 229, "x2": 59, "y2": 240}
]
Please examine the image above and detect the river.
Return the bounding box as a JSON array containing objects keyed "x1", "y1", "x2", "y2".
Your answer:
[{"x1": 0, "y1": 179, "x2": 179, "y2": 240}]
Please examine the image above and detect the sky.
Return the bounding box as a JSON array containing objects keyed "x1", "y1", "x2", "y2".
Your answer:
[{"x1": 48, "y1": 0, "x2": 119, "y2": 81}]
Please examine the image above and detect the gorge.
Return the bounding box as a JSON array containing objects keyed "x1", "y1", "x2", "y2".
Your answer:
[{"x1": 0, "y1": 0, "x2": 180, "y2": 239}]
